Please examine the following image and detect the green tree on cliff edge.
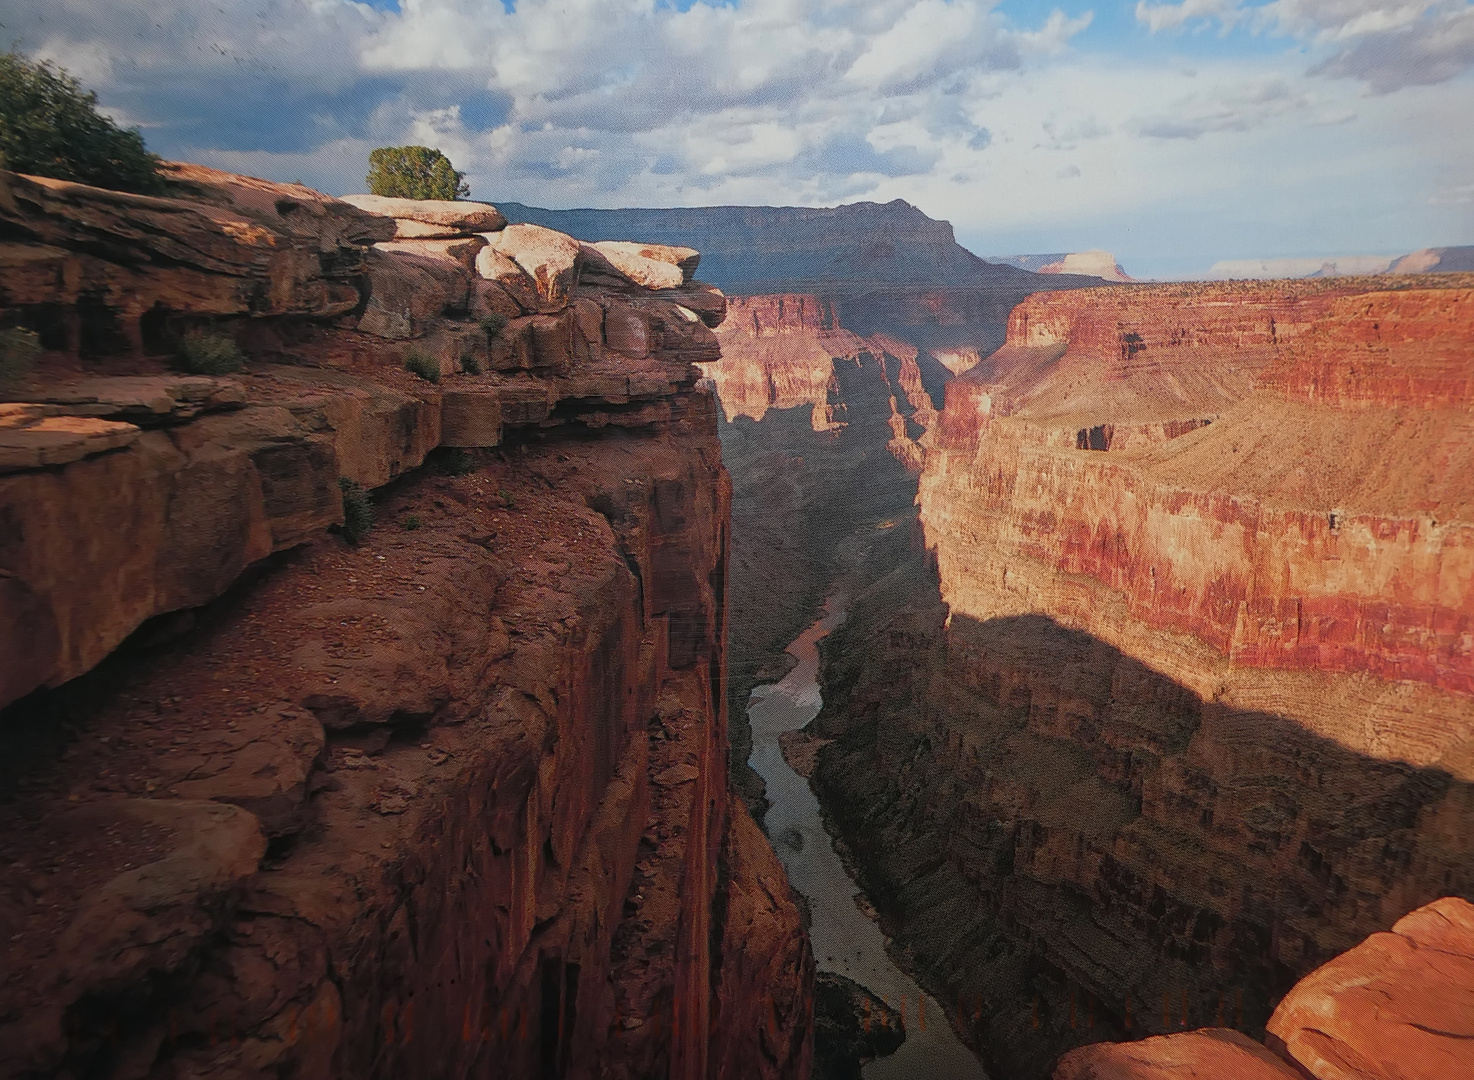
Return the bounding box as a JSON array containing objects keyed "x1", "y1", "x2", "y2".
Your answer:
[
  {"x1": 365, "y1": 145, "x2": 469, "y2": 200},
  {"x1": 0, "y1": 50, "x2": 165, "y2": 195}
]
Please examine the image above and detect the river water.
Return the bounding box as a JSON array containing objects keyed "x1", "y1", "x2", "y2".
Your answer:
[{"x1": 745, "y1": 601, "x2": 990, "y2": 1080}]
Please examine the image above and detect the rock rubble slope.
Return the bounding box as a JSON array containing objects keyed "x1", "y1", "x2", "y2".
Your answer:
[{"x1": 0, "y1": 165, "x2": 810, "y2": 1080}]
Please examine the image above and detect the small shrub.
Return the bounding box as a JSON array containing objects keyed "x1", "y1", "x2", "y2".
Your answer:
[
  {"x1": 432, "y1": 448, "x2": 476, "y2": 476},
  {"x1": 0, "y1": 327, "x2": 41, "y2": 387},
  {"x1": 176, "y1": 330, "x2": 244, "y2": 375},
  {"x1": 460, "y1": 351, "x2": 482, "y2": 376},
  {"x1": 479, "y1": 312, "x2": 508, "y2": 339},
  {"x1": 0, "y1": 50, "x2": 165, "y2": 195},
  {"x1": 365, "y1": 145, "x2": 468, "y2": 201},
  {"x1": 403, "y1": 349, "x2": 441, "y2": 383},
  {"x1": 400, "y1": 514, "x2": 422, "y2": 531},
  {"x1": 498, "y1": 487, "x2": 517, "y2": 510},
  {"x1": 337, "y1": 477, "x2": 374, "y2": 544}
]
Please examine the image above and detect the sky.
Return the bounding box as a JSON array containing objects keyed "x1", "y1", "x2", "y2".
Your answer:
[{"x1": 3, "y1": 0, "x2": 1472, "y2": 278}]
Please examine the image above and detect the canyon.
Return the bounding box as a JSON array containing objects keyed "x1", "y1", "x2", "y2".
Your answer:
[
  {"x1": 801, "y1": 274, "x2": 1474, "y2": 1078},
  {"x1": 0, "y1": 165, "x2": 812, "y2": 1080},
  {"x1": 2, "y1": 157, "x2": 1470, "y2": 1080}
]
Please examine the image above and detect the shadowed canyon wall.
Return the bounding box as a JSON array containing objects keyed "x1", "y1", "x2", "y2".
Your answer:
[
  {"x1": 0, "y1": 166, "x2": 812, "y2": 1080},
  {"x1": 807, "y1": 276, "x2": 1474, "y2": 1078}
]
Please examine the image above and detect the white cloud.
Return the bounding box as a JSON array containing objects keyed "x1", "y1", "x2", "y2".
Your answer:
[
  {"x1": 1135, "y1": 0, "x2": 1474, "y2": 90},
  {"x1": 4, "y1": 0, "x2": 1470, "y2": 277}
]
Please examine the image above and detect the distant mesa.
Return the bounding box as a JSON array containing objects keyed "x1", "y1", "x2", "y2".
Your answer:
[
  {"x1": 1206, "y1": 245, "x2": 1474, "y2": 280},
  {"x1": 497, "y1": 199, "x2": 1111, "y2": 293},
  {"x1": 1390, "y1": 245, "x2": 1474, "y2": 274},
  {"x1": 986, "y1": 250, "x2": 1134, "y2": 282}
]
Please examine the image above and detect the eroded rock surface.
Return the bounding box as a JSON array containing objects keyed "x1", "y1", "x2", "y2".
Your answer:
[{"x1": 0, "y1": 165, "x2": 812, "y2": 1080}]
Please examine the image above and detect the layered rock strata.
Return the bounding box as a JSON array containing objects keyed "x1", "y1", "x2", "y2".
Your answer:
[
  {"x1": 0, "y1": 166, "x2": 811, "y2": 1080},
  {"x1": 705, "y1": 294, "x2": 944, "y2": 469},
  {"x1": 923, "y1": 279, "x2": 1474, "y2": 766},
  {"x1": 807, "y1": 276, "x2": 1474, "y2": 1078}
]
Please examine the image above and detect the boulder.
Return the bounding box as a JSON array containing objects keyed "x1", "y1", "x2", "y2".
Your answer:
[
  {"x1": 172, "y1": 711, "x2": 325, "y2": 837},
  {"x1": 375, "y1": 236, "x2": 486, "y2": 273},
  {"x1": 590, "y1": 240, "x2": 699, "y2": 288},
  {"x1": 488, "y1": 317, "x2": 535, "y2": 372},
  {"x1": 164, "y1": 163, "x2": 394, "y2": 248},
  {"x1": 1053, "y1": 1029, "x2": 1303, "y2": 1079},
  {"x1": 28, "y1": 375, "x2": 247, "y2": 427},
  {"x1": 4, "y1": 799, "x2": 266, "y2": 1077},
  {"x1": 357, "y1": 247, "x2": 469, "y2": 340},
  {"x1": 1266, "y1": 896, "x2": 1474, "y2": 1080},
  {"x1": 573, "y1": 297, "x2": 605, "y2": 362},
  {"x1": 481, "y1": 224, "x2": 582, "y2": 312},
  {"x1": 471, "y1": 278, "x2": 525, "y2": 322},
  {"x1": 337, "y1": 194, "x2": 506, "y2": 236},
  {"x1": 474, "y1": 245, "x2": 542, "y2": 313}
]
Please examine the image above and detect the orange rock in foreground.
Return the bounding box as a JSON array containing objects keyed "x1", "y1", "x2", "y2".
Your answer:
[
  {"x1": 1054, "y1": 1029, "x2": 1301, "y2": 1079},
  {"x1": 1051, "y1": 897, "x2": 1474, "y2": 1080},
  {"x1": 1266, "y1": 896, "x2": 1474, "y2": 1080}
]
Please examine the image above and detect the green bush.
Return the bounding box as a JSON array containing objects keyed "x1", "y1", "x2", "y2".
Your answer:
[
  {"x1": 337, "y1": 477, "x2": 374, "y2": 544},
  {"x1": 0, "y1": 50, "x2": 165, "y2": 195},
  {"x1": 175, "y1": 330, "x2": 244, "y2": 375},
  {"x1": 460, "y1": 351, "x2": 482, "y2": 376},
  {"x1": 365, "y1": 146, "x2": 468, "y2": 201},
  {"x1": 431, "y1": 448, "x2": 476, "y2": 476},
  {"x1": 403, "y1": 349, "x2": 441, "y2": 383},
  {"x1": 400, "y1": 514, "x2": 422, "y2": 531},
  {"x1": 0, "y1": 328, "x2": 41, "y2": 387},
  {"x1": 479, "y1": 312, "x2": 508, "y2": 339}
]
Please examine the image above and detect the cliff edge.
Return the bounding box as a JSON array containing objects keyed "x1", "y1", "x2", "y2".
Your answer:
[{"x1": 0, "y1": 164, "x2": 812, "y2": 1080}]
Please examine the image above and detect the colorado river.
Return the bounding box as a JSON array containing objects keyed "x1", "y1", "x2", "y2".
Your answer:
[{"x1": 746, "y1": 601, "x2": 990, "y2": 1080}]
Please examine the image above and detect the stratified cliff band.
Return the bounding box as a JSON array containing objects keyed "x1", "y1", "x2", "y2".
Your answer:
[
  {"x1": 805, "y1": 275, "x2": 1474, "y2": 1079},
  {"x1": 0, "y1": 166, "x2": 813, "y2": 1080}
]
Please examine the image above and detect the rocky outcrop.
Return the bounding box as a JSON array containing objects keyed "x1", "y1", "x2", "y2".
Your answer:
[
  {"x1": 0, "y1": 166, "x2": 811, "y2": 1080},
  {"x1": 805, "y1": 274, "x2": 1474, "y2": 1079},
  {"x1": 1053, "y1": 896, "x2": 1474, "y2": 1079},
  {"x1": 1266, "y1": 895, "x2": 1474, "y2": 1080},
  {"x1": 338, "y1": 194, "x2": 507, "y2": 237}
]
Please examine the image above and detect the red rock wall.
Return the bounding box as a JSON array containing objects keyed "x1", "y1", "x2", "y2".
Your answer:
[
  {"x1": 0, "y1": 167, "x2": 812, "y2": 1080},
  {"x1": 920, "y1": 277, "x2": 1474, "y2": 775}
]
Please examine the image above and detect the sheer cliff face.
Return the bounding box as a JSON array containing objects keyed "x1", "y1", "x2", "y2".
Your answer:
[
  {"x1": 0, "y1": 167, "x2": 811, "y2": 1080},
  {"x1": 810, "y1": 275, "x2": 1474, "y2": 1079},
  {"x1": 923, "y1": 279, "x2": 1474, "y2": 768}
]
